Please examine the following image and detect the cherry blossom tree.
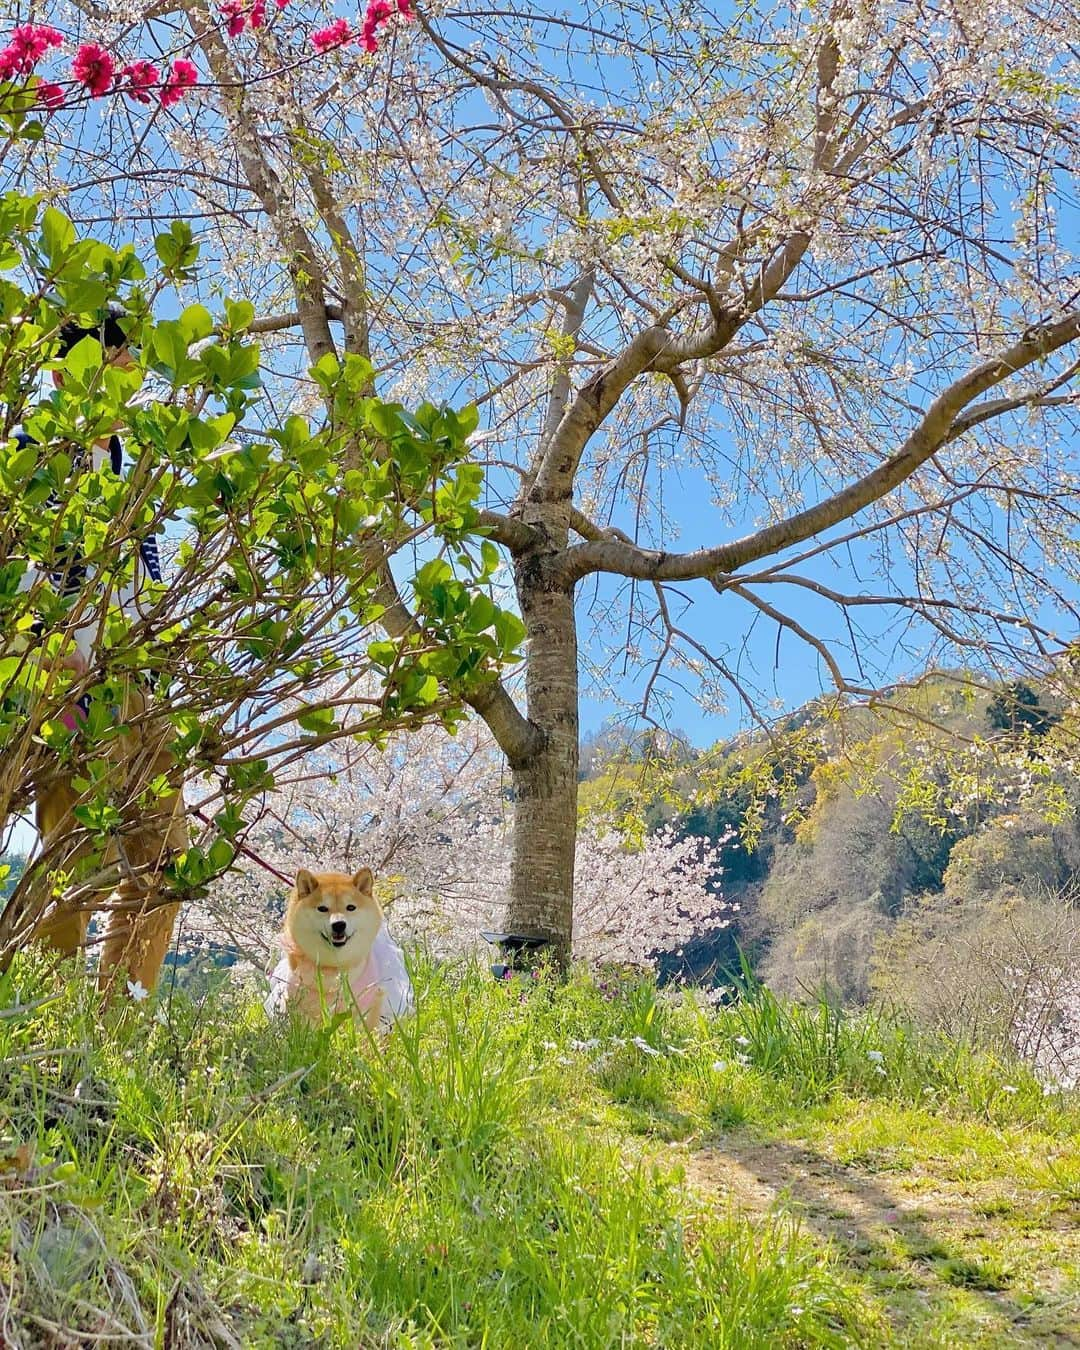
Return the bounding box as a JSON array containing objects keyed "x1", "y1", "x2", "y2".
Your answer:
[
  {"x1": 16, "y1": 0, "x2": 1080, "y2": 961},
  {"x1": 204, "y1": 713, "x2": 731, "y2": 969}
]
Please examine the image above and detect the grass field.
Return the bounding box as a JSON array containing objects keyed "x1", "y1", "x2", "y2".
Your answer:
[{"x1": 1, "y1": 955, "x2": 1076, "y2": 1347}]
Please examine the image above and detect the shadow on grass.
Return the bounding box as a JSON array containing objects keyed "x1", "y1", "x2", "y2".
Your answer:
[{"x1": 686, "y1": 1132, "x2": 1075, "y2": 1346}]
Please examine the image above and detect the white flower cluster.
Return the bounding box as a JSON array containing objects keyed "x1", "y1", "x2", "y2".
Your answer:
[{"x1": 204, "y1": 713, "x2": 730, "y2": 970}]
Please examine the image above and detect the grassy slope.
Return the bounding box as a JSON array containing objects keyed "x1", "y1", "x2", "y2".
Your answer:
[{"x1": 0, "y1": 956, "x2": 1076, "y2": 1348}]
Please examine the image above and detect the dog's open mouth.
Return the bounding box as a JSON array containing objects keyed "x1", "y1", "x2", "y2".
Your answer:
[{"x1": 324, "y1": 931, "x2": 351, "y2": 948}]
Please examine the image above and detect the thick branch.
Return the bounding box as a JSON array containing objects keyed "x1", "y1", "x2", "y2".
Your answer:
[
  {"x1": 528, "y1": 315, "x2": 740, "y2": 505},
  {"x1": 477, "y1": 508, "x2": 540, "y2": 553},
  {"x1": 552, "y1": 311, "x2": 1080, "y2": 587},
  {"x1": 248, "y1": 305, "x2": 344, "y2": 335},
  {"x1": 194, "y1": 8, "x2": 337, "y2": 367},
  {"x1": 372, "y1": 561, "x2": 543, "y2": 766},
  {"x1": 535, "y1": 269, "x2": 595, "y2": 463}
]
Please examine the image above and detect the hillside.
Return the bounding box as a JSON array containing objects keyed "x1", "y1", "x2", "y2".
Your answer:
[
  {"x1": 1, "y1": 957, "x2": 1076, "y2": 1346},
  {"x1": 582, "y1": 673, "x2": 1080, "y2": 1083}
]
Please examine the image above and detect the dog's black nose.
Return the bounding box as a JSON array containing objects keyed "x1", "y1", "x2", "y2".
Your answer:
[{"x1": 331, "y1": 919, "x2": 347, "y2": 935}]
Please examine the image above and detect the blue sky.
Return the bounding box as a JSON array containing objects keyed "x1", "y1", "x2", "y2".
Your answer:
[{"x1": 573, "y1": 452, "x2": 1079, "y2": 747}]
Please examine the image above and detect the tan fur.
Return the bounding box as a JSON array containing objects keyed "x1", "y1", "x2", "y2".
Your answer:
[
  {"x1": 33, "y1": 679, "x2": 188, "y2": 999},
  {"x1": 280, "y1": 868, "x2": 385, "y2": 1032}
]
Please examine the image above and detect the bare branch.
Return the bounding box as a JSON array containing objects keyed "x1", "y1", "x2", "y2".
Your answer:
[
  {"x1": 248, "y1": 305, "x2": 344, "y2": 335},
  {"x1": 554, "y1": 311, "x2": 1080, "y2": 586}
]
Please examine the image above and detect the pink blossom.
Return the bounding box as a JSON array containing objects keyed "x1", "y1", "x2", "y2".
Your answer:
[
  {"x1": 275, "y1": 0, "x2": 289, "y2": 7},
  {"x1": 35, "y1": 80, "x2": 65, "y2": 109},
  {"x1": 250, "y1": 0, "x2": 267, "y2": 30},
  {"x1": 118, "y1": 60, "x2": 160, "y2": 104},
  {"x1": 1, "y1": 24, "x2": 64, "y2": 77},
  {"x1": 357, "y1": 0, "x2": 412, "y2": 54},
  {"x1": 222, "y1": 0, "x2": 247, "y2": 38},
  {"x1": 160, "y1": 58, "x2": 197, "y2": 108},
  {"x1": 206, "y1": 710, "x2": 733, "y2": 973},
  {"x1": 311, "y1": 19, "x2": 352, "y2": 53},
  {"x1": 71, "y1": 44, "x2": 115, "y2": 98}
]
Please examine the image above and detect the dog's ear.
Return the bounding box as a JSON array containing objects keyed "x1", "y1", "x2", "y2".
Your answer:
[
  {"x1": 295, "y1": 869, "x2": 318, "y2": 898},
  {"x1": 352, "y1": 867, "x2": 374, "y2": 895}
]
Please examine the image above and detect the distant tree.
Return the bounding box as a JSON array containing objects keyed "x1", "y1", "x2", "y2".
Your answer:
[
  {"x1": 0, "y1": 855, "x2": 25, "y2": 901},
  {"x1": 987, "y1": 682, "x2": 1058, "y2": 739},
  {"x1": 209, "y1": 715, "x2": 731, "y2": 970}
]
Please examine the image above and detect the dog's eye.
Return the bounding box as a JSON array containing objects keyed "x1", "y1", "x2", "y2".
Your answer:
[
  {"x1": 317, "y1": 904, "x2": 329, "y2": 913},
  {"x1": 346, "y1": 904, "x2": 357, "y2": 912}
]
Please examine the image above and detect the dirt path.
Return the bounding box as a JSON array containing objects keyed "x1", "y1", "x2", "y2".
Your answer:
[{"x1": 682, "y1": 1133, "x2": 1080, "y2": 1348}]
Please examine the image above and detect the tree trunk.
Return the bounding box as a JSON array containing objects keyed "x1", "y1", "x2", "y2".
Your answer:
[{"x1": 504, "y1": 561, "x2": 579, "y2": 963}]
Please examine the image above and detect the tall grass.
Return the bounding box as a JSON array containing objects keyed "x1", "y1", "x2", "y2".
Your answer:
[
  {"x1": 0, "y1": 953, "x2": 879, "y2": 1348},
  {"x1": 719, "y1": 953, "x2": 1061, "y2": 1121}
]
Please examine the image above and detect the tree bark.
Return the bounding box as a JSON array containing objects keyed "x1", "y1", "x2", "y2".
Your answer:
[{"x1": 505, "y1": 556, "x2": 579, "y2": 963}]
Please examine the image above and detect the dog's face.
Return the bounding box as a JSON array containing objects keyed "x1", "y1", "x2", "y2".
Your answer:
[{"x1": 285, "y1": 868, "x2": 382, "y2": 969}]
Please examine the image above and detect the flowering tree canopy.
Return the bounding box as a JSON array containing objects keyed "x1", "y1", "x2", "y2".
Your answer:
[{"x1": 10, "y1": 0, "x2": 1078, "y2": 960}]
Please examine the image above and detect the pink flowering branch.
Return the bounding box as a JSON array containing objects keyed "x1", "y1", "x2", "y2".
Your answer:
[
  {"x1": 0, "y1": 0, "x2": 417, "y2": 117},
  {"x1": 0, "y1": 24, "x2": 62, "y2": 80},
  {"x1": 0, "y1": 24, "x2": 200, "y2": 114}
]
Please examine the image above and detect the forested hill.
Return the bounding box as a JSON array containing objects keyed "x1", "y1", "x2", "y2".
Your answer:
[{"x1": 579, "y1": 673, "x2": 1078, "y2": 1024}]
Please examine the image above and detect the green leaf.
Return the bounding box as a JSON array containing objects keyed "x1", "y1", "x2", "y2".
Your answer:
[
  {"x1": 150, "y1": 321, "x2": 189, "y2": 373},
  {"x1": 366, "y1": 402, "x2": 402, "y2": 439},
  {"x1": 63, "y1": 335, "x2": 103, "y2": 384},
  {"x1": 179, "y1": 303, "x2": 214, "y2": 342},
  {"x1": 223, "y1": 298, "x2": 255, "y2": 333},
  {"x1": 469, "y1": 594, "x2": 497, "y2": 632},
  {"x1": 169, "y1": 846, "x2": 208, "y2": 888},
  {"x1": 40, "y1": 207, "x2": 74, "y2": 260},
  {"x1": 456, "y1": 403, "x2": 480, "y2": 439},
  {"x1": 480, "y1": 540, "x2": 500, "y2": 577},
  {"x1": 310, "y1": 352, "x2": 340, "y2": 389},
  {"x1": 4, "y1": 439, "x2": 38, "y2": 483},
  {"x1": 187, "y1": 415, "x2": 235, "y2": 452},
  {"x1": 154, "y1": 221, "x2": 198, "y2": 277},
  {"x1": 494, "y1": 610, "x2": 527, "y2": 653},
  {"x1": 367, "y1": 640, "x2": 398, "y2": 668},
  {"x1": 416, "y1": 558, "x2": 452, "y2": 590},
  {"x1": 297, "y1": 706, "x2": 336, "y2": 734},
  {"x1": 208, "y1": 837, "x2": 235, "y2": 872},
  {"x1": 416, "y1": 674, "x2": 440, "y2": 704}
]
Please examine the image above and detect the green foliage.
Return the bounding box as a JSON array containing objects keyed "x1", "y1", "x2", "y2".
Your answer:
[
  {"x1": 600, "y1": 671, "x2": 1080, "y2": 1003},
  {"x1": 0, "y1": 197, "x2": 520, "y2": 957},
  {"x1": 0, "y1": 956, "x2": 884, "y2": 1347},
  {"x1": 986, "y1": 680, "x2": 1059, "y2": 738},
  {"x1": 0, "y1": 852, "x2": 24, "y2": 898}
]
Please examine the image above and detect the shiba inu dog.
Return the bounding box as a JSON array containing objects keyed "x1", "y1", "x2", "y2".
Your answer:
[{"x1": 274, "y1": 868, "x2": 386, "y2": 1030}]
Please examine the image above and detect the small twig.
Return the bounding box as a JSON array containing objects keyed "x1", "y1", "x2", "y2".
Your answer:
[
  {"x1": 0, "y1": 993, "x2": 61, "y2": 1019},
  {"x1": 2, "y1": 1046, "x2": 83, "y2": 1066},
  {"x1": 191, "y1": 806, "x2": 294, "y2": 887}
]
